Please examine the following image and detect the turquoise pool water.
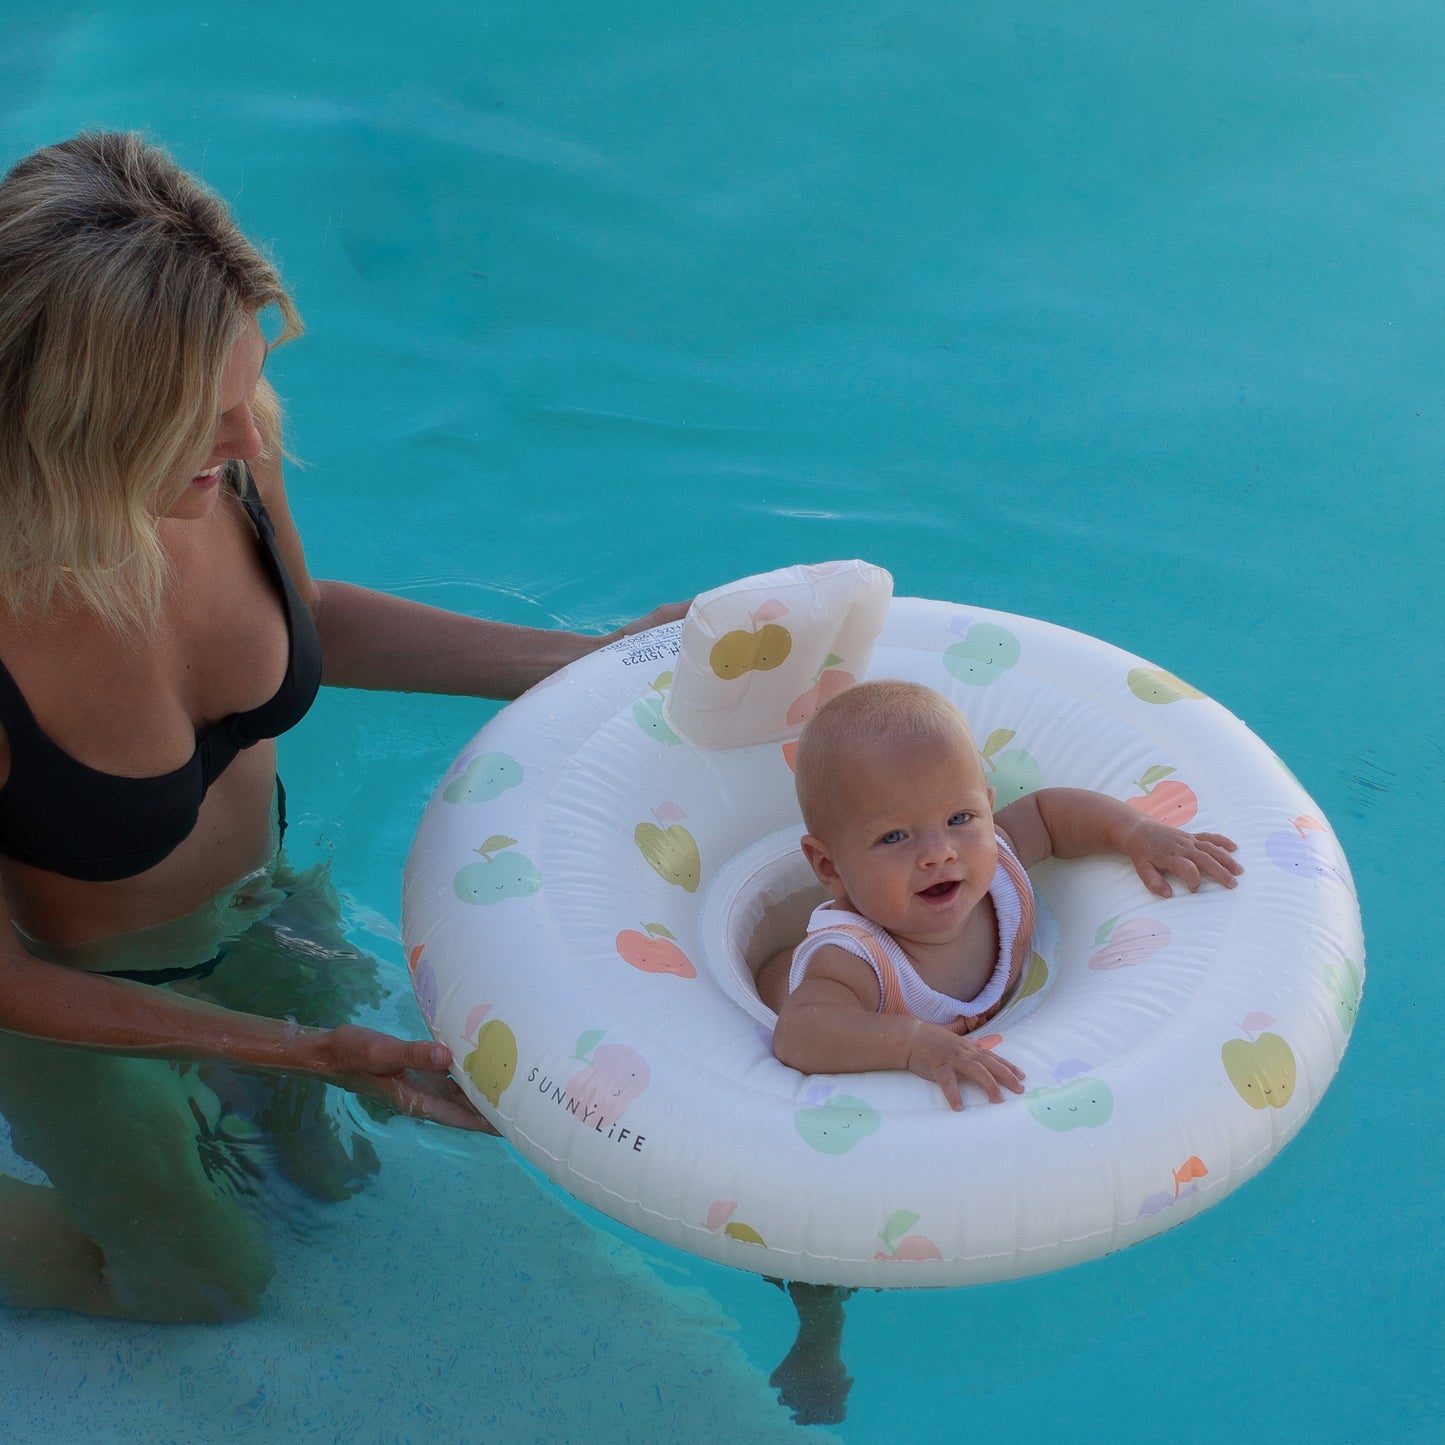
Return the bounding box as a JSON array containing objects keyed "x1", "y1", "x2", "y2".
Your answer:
[{"x1": 2, "y1": 3, "x2": 1440, "y2": 1440}]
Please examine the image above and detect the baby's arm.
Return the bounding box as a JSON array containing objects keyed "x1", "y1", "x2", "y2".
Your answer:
[
  {"x1": 771, "y1": 946, "x2": 1025, "y2": 1111},
  {"x1": 995, "y1": 787, "x2": 1241, "y2": 898}
]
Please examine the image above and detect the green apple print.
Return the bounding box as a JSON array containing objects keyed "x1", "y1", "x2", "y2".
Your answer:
[
  {"x1": 1127, "y1": 667, "x2": 1204, "y2": 705},
  {"x1": 632, "y1": 673, "x2": 682, "y2": 746},
  {"x1": 1026, "y1": 1073, "x2": 1114, "y2": 1131},
  {"x1": 453, "y1": 835, "x2": 542, "y2": 905},
  {"x1": 944, "y1": 621, "x2": 1020, "y2": 685},
  {"x1": 443, "y1": 751, "x2": 523, "y2": 804},
  {"x1": 1324, "y1": 956, "x2": 1363, "y2": 1032},
  {"x1": 980, "y1": 727, "x2": 1042, "y2": 806},
  {"x1": 794, "y1": 1092, "x2": 882, "y2": 1155}
]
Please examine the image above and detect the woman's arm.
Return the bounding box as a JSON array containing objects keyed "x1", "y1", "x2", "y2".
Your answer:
[
  {"x1": 249, "y1": 449, "x2": 685, "y2": 701},
  {"x1": 0, "y1": 905, "x2": 491, "y2": 1130}
]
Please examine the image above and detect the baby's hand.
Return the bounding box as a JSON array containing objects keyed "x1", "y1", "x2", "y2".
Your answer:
[
  {"x1": 905, "y1": 1021, "x2": 1026, "y2": 1111},
  {"x1": 1123, "y1": 818, "x2": 1242, "y2": 898}
]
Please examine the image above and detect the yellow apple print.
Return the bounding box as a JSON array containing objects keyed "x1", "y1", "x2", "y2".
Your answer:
[
  {"x1": 709, "y1": 599, "x2": 793, "y2": 680},
  {"x1": 635, "y1": 802, "x2": 701, "y2": 892},
  {"x1": 1222, "y1": 1014, "x2": 1296, "y2": 1110},
  {"x1": 463, "y1": 1018, "x2": 518, "y2": 1107}
]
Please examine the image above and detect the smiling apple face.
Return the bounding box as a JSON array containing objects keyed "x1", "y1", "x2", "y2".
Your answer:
[
  {"x1": 443, "y1": 751, "x2": 524, "y2": 804},
  {"x1": 944, "y1": 622, "x2": 1021, "y2": 685},
  {"x1": 794, "y1": 1095, "x2": 882, "y2": 1154},
  {"x1": 1026, "y1": 1077, "x2": 1114, "y2": 1131},
  {"x1": 709, "y1": 623, "x2": 793, "y2": 679},
  {"x1": 1222, "y1": 1033, "x2": 1297, "y2": 1110}
]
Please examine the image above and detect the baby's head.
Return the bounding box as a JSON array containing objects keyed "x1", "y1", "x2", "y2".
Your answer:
[{"x1": 793, "y1": 681, "x2": 998, "y2": 932}]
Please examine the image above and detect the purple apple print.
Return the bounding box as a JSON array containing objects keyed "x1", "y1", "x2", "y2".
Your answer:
[
  {"x1": 566, "y1": 1042, "x2": 651, "y2": 1130},
  {"x1": 1138, "y1": 1156, "x2": 1209, "y2": 1218},
  {"x1": 1266, "y1": 815, "x2": 1344, "y2": 884}
]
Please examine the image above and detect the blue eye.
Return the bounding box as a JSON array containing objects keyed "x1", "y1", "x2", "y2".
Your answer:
[
  {"x1": 948, "y1": 811, "x2": 974, "y2": 827},
  {"x1": 878, "y1": 829, "x2": 905, "y2": 846}
]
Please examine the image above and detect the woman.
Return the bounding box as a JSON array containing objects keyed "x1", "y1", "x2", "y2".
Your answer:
[{"x1": 0, "y1": 132, "x2": 683, "y2": 1322}]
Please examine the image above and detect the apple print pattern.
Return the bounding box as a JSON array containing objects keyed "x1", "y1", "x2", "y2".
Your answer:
[
  {"x1": 1025, "y1": 1060, "x2": 1115, "y2": 1131},
  {"x1": 1124, "y1": 765, "x2": 1198, "y2": 826},
  {"x1": 635, "y1": 804, "x2": 702, "y2": 892},
  {"x1": 565, "y1": 1041, "x2": 651, "y2": 1130},
  {"x1": 1266, "y1": 815, "x2": 1345, "y2": 884},
  {"x1": 614, "y1": 923, "x2": 697, "y2": 978},
  {"x1": 1222, "y1": 1014, "x2": 1297, "y2": 1110},
  {"x1": 794, "y1": 1083, "x2": 882, "y2": 1155},
  {"x1": 453, "y1": 835, "x2": 542, "y2": 905},
  {"x1": 442, "y1": 750, "x2": 523, "y2": 804},
  {"x1": 463, "y1": 1018, "x2": 518, "y2": 1107},
  {"x1": 943, "y1": 617, "x2": 1021, "y2": 685},
  {"x1": 709, "y1": 599, "x2": 794, "y2": 680},
  {"x1": 980, "y1": 727, "x2": 1042, "y2": 806},
  {"x1": 1127, "y1": 667, "x2": 1204, "y2": 704},
  {"x1": 632, "y1": 672, "x2": 682, "y2": 745},
  {"x1": 875, "y1": 1210, "x2": 943, "y2": 1263},
  {"x1": 1088, "y1": 915, "x2": 1171, "y2": 970}
]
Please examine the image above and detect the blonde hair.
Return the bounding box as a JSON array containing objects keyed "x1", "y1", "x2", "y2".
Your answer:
[
  {"x1": 794, "y1": 680, "x2": 979, "y2": 836},
  {"x1": 0, "y1": 131, "x2": 302, "y2": 632}
]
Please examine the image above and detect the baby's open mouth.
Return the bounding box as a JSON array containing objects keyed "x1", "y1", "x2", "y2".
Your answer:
[{"x1": 918, "y1": 880, "x2": 961, "y2": 902}]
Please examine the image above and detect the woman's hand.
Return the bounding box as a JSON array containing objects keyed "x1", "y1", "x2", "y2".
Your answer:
[
  {"x1": 314, "y1": 1024, "x2": 497, "y2": 1133},
  {"x1": 598, "y1": 600, "x2": 691, "y2": 646}
]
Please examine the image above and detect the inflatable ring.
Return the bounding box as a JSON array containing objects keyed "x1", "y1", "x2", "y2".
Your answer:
[{"x1": 403, "y1": 568, "x2": 1363, "y2": 1288}]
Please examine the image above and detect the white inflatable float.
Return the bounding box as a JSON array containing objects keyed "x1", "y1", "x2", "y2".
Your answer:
[{"x1": 402, "y1": 563, "x2": 1364, "y2": 1288}]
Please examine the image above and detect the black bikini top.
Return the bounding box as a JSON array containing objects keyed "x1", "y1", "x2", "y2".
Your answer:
[{"x1": 0, "y1": 464, "x2": 323, "y2": 881}]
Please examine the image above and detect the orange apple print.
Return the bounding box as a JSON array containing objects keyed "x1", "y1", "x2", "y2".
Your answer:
[
  {"x1": 875, "y1": 1209, "x2": 944, "y2": 1263},
  {"x1": 785, "y1": 655, "x2": 855, "y2": 726},
  {"x1": 1124, "y1": 765, "x2": 1198, "y2": 826},
  {"x1": 614, "y1": 922, "x2": 697, "y2": 978}
]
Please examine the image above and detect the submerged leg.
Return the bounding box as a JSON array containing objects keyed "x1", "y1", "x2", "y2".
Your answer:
[
  {"x1": 0, "y1": 1035, "x2": 273, "y2": 1322},
  {"x1": 179, "y1": 860, "x2": 386, "y2": 1202},
  {"x1": 769, "y1": 1279, "x2": 856, "y2": 1426}
]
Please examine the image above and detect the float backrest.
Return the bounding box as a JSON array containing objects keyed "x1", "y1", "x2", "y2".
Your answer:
[{"x1": 665, "y1": 560, "x2": 893, "y2": 749}]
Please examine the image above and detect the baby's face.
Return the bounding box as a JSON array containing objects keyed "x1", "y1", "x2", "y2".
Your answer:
[{"x1": 804, "y1": 728, "x2": 998, "y2": 947}]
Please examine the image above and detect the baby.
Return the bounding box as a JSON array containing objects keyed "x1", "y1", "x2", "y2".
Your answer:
[{"x1": 757, "y1": 680, "x2": 1241, "y2": 1110}]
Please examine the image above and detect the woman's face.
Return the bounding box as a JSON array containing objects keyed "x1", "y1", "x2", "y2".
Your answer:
[{"x1": 159, "y1": 314, "x2": 267, "y2": 521}]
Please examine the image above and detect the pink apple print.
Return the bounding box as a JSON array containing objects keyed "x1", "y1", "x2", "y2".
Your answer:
[
  {"x1": 615, "y1": 922, "x2": 697, "y2": 978},
  {"x1": 874, "y1": 1209, "x2": 944, "y2": 1263},
  {"x1": 1124, "y1": 765, "x2": 1198, "y2": 826},
  {"x1": 786, "y1": 655, "x2": 855, "y2": 726},
  {"x1": 565, "y1": 1042, "x2": 651, "y2": 1129},
  {"x1": 1088, "y1": 915, "x2": 1171, "y2": 969}
]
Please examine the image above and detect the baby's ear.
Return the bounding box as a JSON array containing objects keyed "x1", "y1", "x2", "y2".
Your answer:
[
  {"x1": 801, "y1": 834, "x2": 846, "y2": 896},
  {"x1": 986, "y1": 785, "x2": 996, "y2": 811}
]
